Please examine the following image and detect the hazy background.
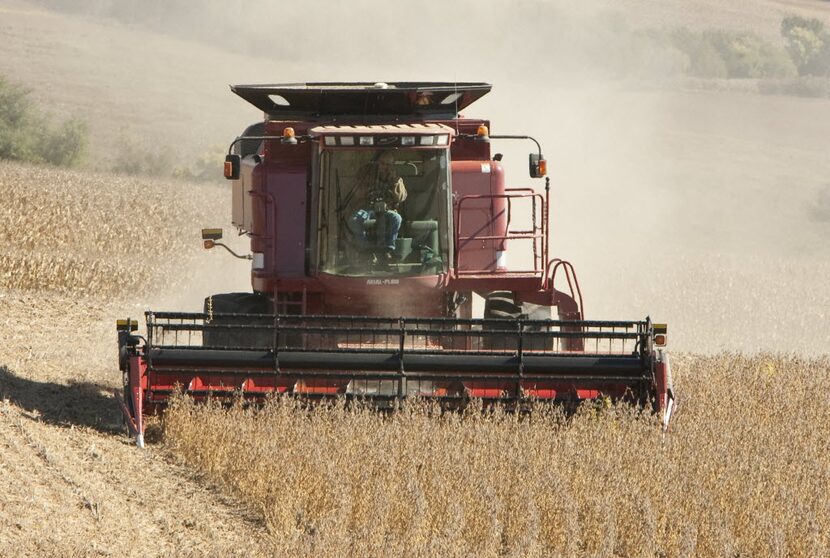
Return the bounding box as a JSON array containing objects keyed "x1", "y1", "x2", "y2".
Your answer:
[{"x1": 1, "y1": 0, "x2": 828, "y2": 353}]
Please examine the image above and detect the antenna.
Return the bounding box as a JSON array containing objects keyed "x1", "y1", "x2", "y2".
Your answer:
[{"x1": 453, "y1": 76, "x2": 459, "y2": 135}]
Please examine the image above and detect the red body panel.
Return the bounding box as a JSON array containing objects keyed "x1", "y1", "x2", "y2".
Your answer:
[
  {"x1": 452, "y1": 160, "x2": 507, "y2": 273},
  {"x1": 235, "y1": 116, "x2": 551, "y2": 313},
  {"x1": 314, "y1": 273, "x2": 446, "y2": 317}
]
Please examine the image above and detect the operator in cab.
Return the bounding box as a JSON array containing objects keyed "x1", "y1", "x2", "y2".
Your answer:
[{"x1": 347, "y1": 150, "x2": 408, "y2": 263}]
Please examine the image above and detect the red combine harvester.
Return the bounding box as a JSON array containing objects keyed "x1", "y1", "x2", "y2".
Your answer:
[{"x1": 117, "y1": 82, "x2": 674, "y2": 447}]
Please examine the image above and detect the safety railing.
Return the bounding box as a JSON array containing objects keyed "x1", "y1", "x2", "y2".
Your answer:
[
  {"x1": 454, "y1": 188, "x2": 548, "y2": 276},
  {"x1": 544, "y1": 259, "x2": 585, "y2": 319}
]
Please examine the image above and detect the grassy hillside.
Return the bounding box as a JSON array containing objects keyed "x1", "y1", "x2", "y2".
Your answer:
[
  {"x1": 1, "y1": 0, "x2": 829, "y2": 171},
  {"x1": 0, "y1": 2, "x2": 268, "y2": 167}
]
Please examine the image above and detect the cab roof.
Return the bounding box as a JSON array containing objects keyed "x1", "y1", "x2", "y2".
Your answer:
[{"x1": 231, "y1": 82, "x2": 492, "y2": 120}]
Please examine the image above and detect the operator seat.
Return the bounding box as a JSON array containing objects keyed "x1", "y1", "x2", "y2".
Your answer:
[{"x1": 405, "y1": 220, "x2": 439, "y2": 261}]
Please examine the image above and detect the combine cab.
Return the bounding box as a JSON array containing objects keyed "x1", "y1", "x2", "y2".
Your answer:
[{"x1": 117, "y1": 82, "x2": 674, "y2": 447}]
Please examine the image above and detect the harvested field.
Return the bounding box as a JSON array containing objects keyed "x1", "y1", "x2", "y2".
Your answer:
[
  {"x1": 0, "y1": 161, "x2": 263, "y2": 557},
  {"x1": 0, "y1": 399, "x2": 269, "y2": 557}
]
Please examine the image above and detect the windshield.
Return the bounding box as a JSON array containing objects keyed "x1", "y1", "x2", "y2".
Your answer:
[{"x1": 317, "y1": 147, "x2": 451, "y2": 277}]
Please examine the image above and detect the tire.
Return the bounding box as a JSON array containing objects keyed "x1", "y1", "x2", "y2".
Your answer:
[
  {"x1": 485, "y1": 290, "x2": 522, "y2": 319},
  {"x1": 483, "y1": 291, "x2": 521, "y2": 350},
  {"x1": 522, "y1": 302, "x2": 553, "y2": 351},
  {"x1": 482, "y1": 291, "x2": 553, "y2": 351},
  {"x1": 203, "y1": 292, "x2": 273, "y2": 348}
]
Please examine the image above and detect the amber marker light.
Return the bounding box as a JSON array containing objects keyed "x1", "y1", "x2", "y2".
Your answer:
[
  {"x1": 538, "y1": 158, "x2": 547, "y2": 176},
  {"x1": 653, "y1": 323, "x2": 668, "y2": 346},
  {"x1": 223, "y1": 160, "x2": 234, "y2": 178},
  {"x1": 476, "y1": 124, "x2": 490, "y2": 141},
  {"x1": 282, "y1": 127, "x2": 297, "y2": 144}
]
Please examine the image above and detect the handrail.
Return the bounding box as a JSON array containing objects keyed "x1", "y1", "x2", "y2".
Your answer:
[
  {"x1": 454, "y1": 191, "x2": 547, "y2": 275},
  {"x1": 545, "y1": 259, "x2": 584, "y2": 319}
]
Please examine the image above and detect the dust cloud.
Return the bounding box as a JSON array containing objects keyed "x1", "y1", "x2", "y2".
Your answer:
[{"x1": 6, "y1": 0, "x2": 829, "y2": 353}]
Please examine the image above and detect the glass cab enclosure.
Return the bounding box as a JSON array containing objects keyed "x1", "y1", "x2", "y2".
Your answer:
[{"x1": 316, "y1": 147, "x2": 452, "y2": 277}]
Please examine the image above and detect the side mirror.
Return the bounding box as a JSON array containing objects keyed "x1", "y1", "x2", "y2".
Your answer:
[
  {"x1": 529, "y1": 153, "x2": 547, "y2": 178},
  {"x1": 224, "y1": 154, "x2": 241, "y2": 180}
]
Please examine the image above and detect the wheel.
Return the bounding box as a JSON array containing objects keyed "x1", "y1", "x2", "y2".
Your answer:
[
  {"x1": 482, "y1": 291, "x2": 521, "y2": 350},
  {"x1": 484, "y1": 290, "x2": 522, "y2": 319},
  {"x1": 203, "y1": 292, "x2": 273, "y2": 348},
  {"x1": 482, "y1": 291, "x2": 553, "y2": 351},
  {"x1": 521, "y1": 302, "x2": 553, "y2": 351}
]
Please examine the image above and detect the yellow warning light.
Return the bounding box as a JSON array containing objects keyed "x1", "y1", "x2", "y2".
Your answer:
[
  {"x1": 282, "y1": 127, "x2": 298, "y2": 144},
  {"x1": 476, "y1": 124, "x2": 490, "y2": 140},
  {"x1": 655, "y1": 334, "x2": 667, "y2": 346}
]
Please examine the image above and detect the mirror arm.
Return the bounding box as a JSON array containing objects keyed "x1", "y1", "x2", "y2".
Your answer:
[
  {"x1": 488, "y1": 134, "x2": 542, "y2": 157},
  {"x1": 214, "y1": 241, "x2": 253, "y2": 260},
  {"x1": 227, "y1": 134, "x2": 316, "y2": 154}
]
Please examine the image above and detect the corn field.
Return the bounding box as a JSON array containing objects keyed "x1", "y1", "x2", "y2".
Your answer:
[{"x1": 0, "y1": 162, "x2": 224, "y2": 297}]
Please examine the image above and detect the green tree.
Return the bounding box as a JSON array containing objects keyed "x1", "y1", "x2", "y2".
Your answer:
[
  {"x1": 707, "y1": 31, "x2": 795, "y2": 78},
  {"x1": 671, "y1": 28, "x2": 728, "y2": 78},
  {"x1": 781, "y1": 16, "x2": 830, "y2": 76},
  {"x1": 0, "y1": 74, "x2": 87, "y2": 167},
  {"x1": 40, "y1": 117, "x2": 88, "y2": 167},
  {"x1": 0, "y1": 76, "x2": 36, "y2": 161}
]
